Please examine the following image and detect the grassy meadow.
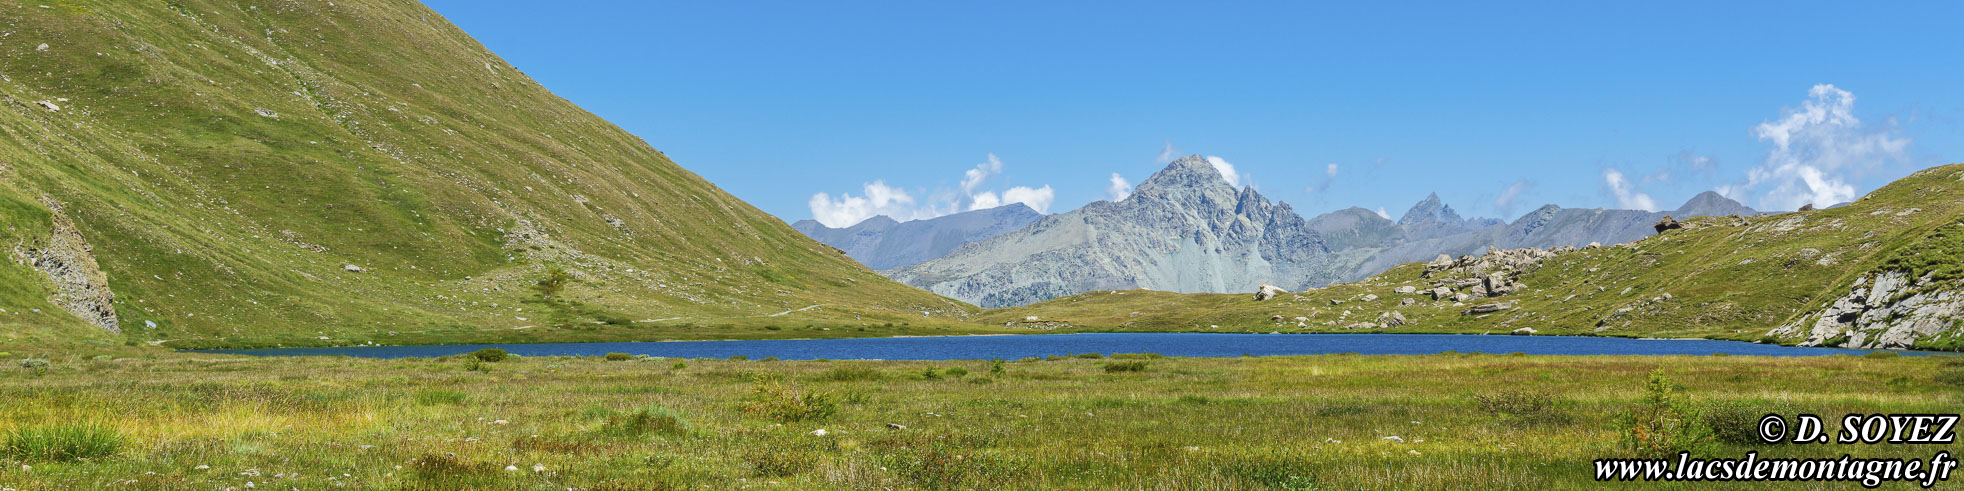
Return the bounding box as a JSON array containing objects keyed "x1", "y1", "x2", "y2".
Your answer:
[{"x1": 3, "y1": 350, "x2": 1960, "y2": 489}]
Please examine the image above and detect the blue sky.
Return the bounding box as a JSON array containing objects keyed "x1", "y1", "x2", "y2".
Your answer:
[{"x1": 423, "y1": 1, "x2": 1963, "y2": 227}]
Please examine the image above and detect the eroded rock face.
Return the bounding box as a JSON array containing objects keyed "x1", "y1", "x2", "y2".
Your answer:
[
  {"x1": 14, "y1": 199, "x2": 119, "y2": 333},
  {"x1": 1769, "y1": 271, "x2": 1964, "y2": 349}
]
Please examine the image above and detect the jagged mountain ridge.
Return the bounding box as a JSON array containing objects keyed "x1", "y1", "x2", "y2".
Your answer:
[
  {"x1": 791, "y1": 204, "x2": 1044, "y2": 270},
  {"x1": 887, "y1": 155, "x2": 1338, "y2": 308}
]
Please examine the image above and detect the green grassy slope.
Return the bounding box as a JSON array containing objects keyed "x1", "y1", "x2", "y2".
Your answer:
[
  {"x1": 991, "y1": 164, "x2": 1964, "y2": 348},
  {"x1": 0, "y1": 0, "x2": 979, "y2": 349}
]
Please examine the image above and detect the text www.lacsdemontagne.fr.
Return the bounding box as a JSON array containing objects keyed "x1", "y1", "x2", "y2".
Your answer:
[{"x1": 1594, "y1": 451, "x2": 1956, "y2": 487}]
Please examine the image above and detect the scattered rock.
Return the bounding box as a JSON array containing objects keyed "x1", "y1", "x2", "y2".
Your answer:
[
  {"x1": 343, "y1": 264, "x2": 363, "y2": 273},
  {"x1": 1798, "y1": 203, "x2": 1815, "y2": 212},
  {"x1": 254, "y1": 107, "x2": 278, "y2": 118},
  {"x1": 1464, "y1": 302, "x2": 1513, "y2": 315},
  {"x1": 810, "y1": 429, "x2": 828, "y2": 436},
  {"x1": 1254, "y1": 284, "x2": 1286, "y2": 301},
  {"x1": 1377, "y1": 311, "x2": 1407, "y2": 328},
  {"x1": 35, "y1": 43, "x2": 49, "y2": 51},
  {"x1": 1398, "y1": 298, "x2": 1415, "y2": 307},
  {"x1": 886, "y1": 423, "x2": 906, "y2": 430},
  {"x1": 15, "y1": 199, "x2": 118, "y2": 332},
  {"x1": 1394, "y1": 286, "x2": 1417, "y2": 294},
  {"x1": 1652, "y1": 215, "x2": 1682, "y2": 234},
  {"x1": 1361, "y1": 294, "x2": 1379, "y2": 302},
  {"x1": 1512, "y1": 327, "x2": 1537, "y2": 335},
  {"x1": 33, "y1": 100, "x2": 59, "y2": 112}
]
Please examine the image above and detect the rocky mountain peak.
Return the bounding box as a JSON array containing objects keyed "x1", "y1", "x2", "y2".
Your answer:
[
  {"x1": 1398, "y1": 192, "x2": 1465, "y2": 227},
  {"x1": 1672, "y1": 191, "x2": 1756, "y2": 217}
]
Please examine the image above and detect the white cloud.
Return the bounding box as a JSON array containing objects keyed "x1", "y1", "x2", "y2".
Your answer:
[
  {"x1": 1374, "y1": 207, "x2": 1391, "y2": 220},
  {"x1": 809, "y1": 180, "x2": 927, "y2": 227},
  {"x1": 1494, "y1": 179, "x2": 1530, "y2": 214},
  {"x1": 961, "y1": 154, "x2": 1003, "y2": 195},
  {"x1": 1155, "y1": 141, "x2": 1180, "y2": 164},
  {"x1": 1204, "y1": 155, "x2": 1243, "y2": 187},
  {"x1": 1106, "y1": 173, "x2": 1133, "y2": 201},
  {"x1": 1306, "y1": 163, "x2": 1339, "y2": 193},
  {"x1": 1001, "y1": 185, "x2": 1055, "y2": 213},
  {"x1": 1735, "y1": 84, "x2": 1909, "y2": 211},
  {"x1": 1326, "y1": 163, "x2": 1340, "y2": 178},
  {"x1": 1603, "y1": 168, "x2": 1659, "y2": 212},
  {"x1": 808, "y1": 154, "x2": 1054, "y2": 227}
]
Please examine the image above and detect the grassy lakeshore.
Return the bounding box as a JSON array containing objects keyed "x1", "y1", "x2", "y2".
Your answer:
[{"x1": 2, "y1": 352, "x2": 1960, "y2": 489}]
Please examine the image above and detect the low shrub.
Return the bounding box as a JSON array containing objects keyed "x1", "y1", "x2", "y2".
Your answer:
[
  {"x1": 945, "y1": 367, "x2": 969, "y2": 378},
  {"x1": 740, "y1": 381, "x2": 839, "y2": 422},
  {"x1": 671, "y1": 360, "x2": 688, "y2": 370},
  {"x1": 920, "y1": 368, "x2": 943, "y2": 380},
  {"x1": 1104, "y1": 361, "x2": 1149, "y2": 373},
  {"x1": 821, "y1": 365, "x2": 883, "y2": 382},
  {"x1": 1861, "y1": 351, "x2": 1901, "y2": 359},
  {"x1": 1617, "y1": 371, "x2": 1714, "y2": 457},
  {"x1": 1073, "y1": 353, "x2": 1106, "y2": 359},
  {"x1": 469, "y1": 348, "x2": 509, "y2": 362},
  {"x1": 2, "y1": 423, "x2": 125, "y2": 462},
  {"x1": 1110, "y1": 353, "x2": 1165, "y2": 360},
  {"x1": 603, "y1": 352, "x2": 634, "y2": 361},
  {"x1": 602, "y1": 406, "x2": 691, "y2": 437},
  {"x1": 17, "y1": 358, "x2": 50, "y2": 374},
  {"x1": 989, "y1": 358, "x2": 1006, "y2": 375}
]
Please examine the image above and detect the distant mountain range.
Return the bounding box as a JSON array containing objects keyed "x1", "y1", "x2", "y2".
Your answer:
[
  {"x1": 795, "y1": 155, "x2": 1758, "y2": 307},
  {"x1": 792, "y1": 204, "x2": 1044, "y2": 270}
]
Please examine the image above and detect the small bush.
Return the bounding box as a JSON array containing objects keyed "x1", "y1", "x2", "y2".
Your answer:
[
  {"x1": 469, "y1": 348, "x2": 509, "y2": 362},
  {"x1": 740, "y1": 381, "x2": 839, "y2": 422},
  {"x1": 989, "y1": 358, "x2": 1006, "y2": 375},
  {"x1": 1473, "y1": 391, "x2": 1571, "y2": 426},
  {"x1": 730, "y1": 355, "x2": 750, "y2": 361},
  {"x1": 1617, "y1": 371, "x2": 1715, "y2": 457},
  {"x1": 2, "y1": 423, "x2": 124, "y2": 462},
  {"x1": 602, "y1": 406, "x2": 691, "y2": 437},
  {"x1": 1104, "y1": 361, "x2": 1149, "y2": 373},
  {"x1": 920, "y1": 367, "x2": 943, "y2": 380},
  {"x1": 760, "y1": 356, "x2": 780, "y2": 362},
  {"x1": 604, "y1": 352, "x2": 633, "y2": 361},
  {"x1": 17, "y1": 358, "x2": 50, "y2": 374},
  {"x1": 1862, "y1": 351, "x2": 1901, "y2": 359},
  {"x1": 463, "y1": 358, "x2": 490, "y2": 372},
  {"x1": 671, "y1": 360, "x2": 688, "y2": 370},
  {"x1": 821, "y1": 366, "x2": 883, "y2": 382},
  {"x1": 945, "y1": 367, "x2": 968, "y2": 378},
  {"x1": 1110, "y1": 353, "x2": 1165, "y2": 360},
  {"x1": 1073, "y1": 353, "x2": 1106, "y2": 359}
]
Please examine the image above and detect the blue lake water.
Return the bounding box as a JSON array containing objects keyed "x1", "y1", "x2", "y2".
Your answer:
[{"x1": 196, "y1": 333, "x2": 1937, "y2": 360}]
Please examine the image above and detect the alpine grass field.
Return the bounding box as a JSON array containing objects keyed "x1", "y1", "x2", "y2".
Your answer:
[
  {"x1": 4, "y1": 1, "x2": 1964, "y2": 489},
  {"x1": 4, "y1": 351, "x2": 1963, "y2": 489}
]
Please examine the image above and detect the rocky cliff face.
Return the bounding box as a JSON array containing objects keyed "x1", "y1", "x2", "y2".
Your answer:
[
  {"x1": 12, "y1": 199, "x2": 118, "y2": 333},
  {"x1": 792, "y1": 204, "x2": 1043, "y2": 270},
  {"x1": 888, "y1": 155, "x2": 1335, "y2": 307},
  {"x1": 1769, "y1": 271, "x2": 1964, "y2": 349}
]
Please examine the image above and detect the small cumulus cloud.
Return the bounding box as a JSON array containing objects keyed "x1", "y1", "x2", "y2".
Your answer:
[
  {"x1": 1731, "y1": 84, "x2": 1909, "y2": 211},
  {"x1": 1374, "y1": 207, "x2": 1391, "y2": 220},
  {"x1": 1326, "y1": 163, "x2": 1340, "y2": 178},
  {"x1": 1306, "y1": 163, "x2": 1340, "y2": 194},
  {"x1": 1155, "y1": 141, "x2": 1181, "y2": 164},
  {"x1": 1106, "y1": 173, "x2": 1133, "y2": 201},
  {"x1": 1603, "y1": 168, "x2": 1659, "y2": 211},
  {"x1": 807, "y1": 154, "x2": 1055, "y2": 227},
  {"x1": 1494, "y1": 179, "x2": 1530, "y2": 215}
]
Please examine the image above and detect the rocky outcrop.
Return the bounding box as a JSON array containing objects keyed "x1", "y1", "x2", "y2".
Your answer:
[
  {"x1": 1769, "y1": 271, "x2": 1964, "y2": 349},
  {"x1": 13, "y1": 199, "x2": 118, "y2": 333},
  {"x1": 1254, "y1": 284, "x2": 1286, "y2": 301},
  {"x1": 1653, "y1": 215, "x2": 1681, "y2": 234}
]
